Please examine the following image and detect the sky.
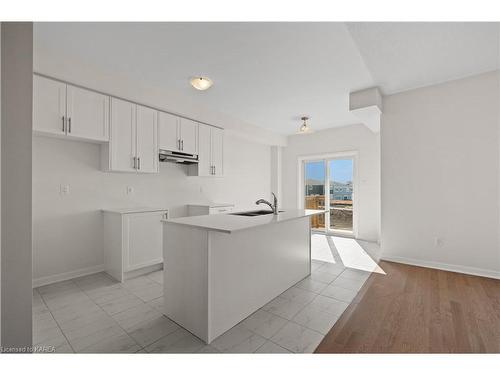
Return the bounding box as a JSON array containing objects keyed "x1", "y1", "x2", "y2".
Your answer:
[{"x1": 305, "y1": 159, "x2": 353, "y2": 183}]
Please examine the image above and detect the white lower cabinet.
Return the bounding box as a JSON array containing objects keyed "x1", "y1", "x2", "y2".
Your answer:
[
  {"x1": 103, "y1": 208, "x2": 168, "y2": 282},
  {"x1": 187, "y1": 204, "x2": 234, "y2": 216}
]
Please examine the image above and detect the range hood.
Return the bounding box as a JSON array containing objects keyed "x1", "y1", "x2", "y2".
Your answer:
[{"x1": 159, "y1": 149, "x2": 199, "y2": 164}]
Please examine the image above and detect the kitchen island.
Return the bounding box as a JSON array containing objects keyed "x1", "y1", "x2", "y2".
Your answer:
[{"x1": 162, "y1": 209, "x2": 325, "y2": 343}]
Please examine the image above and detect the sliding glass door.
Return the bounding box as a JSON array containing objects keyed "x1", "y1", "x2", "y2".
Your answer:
[
  {"x1": 303, "y1": 156, "x2": 355, "y2": 235},
  {"x1": 304, "y1": 160, "x2": 326, "y2": 230},
  {"x1": 328, "y1": 159, "x2": 353, "y2": 232}
]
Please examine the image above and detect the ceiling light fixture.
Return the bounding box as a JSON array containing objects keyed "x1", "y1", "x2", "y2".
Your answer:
[
  {"x1": 190, "y1": 76, "x2": 213, "y2": 91},
  {"x1": 298, "y1": 116, "x2": 312, "y2": 133}
]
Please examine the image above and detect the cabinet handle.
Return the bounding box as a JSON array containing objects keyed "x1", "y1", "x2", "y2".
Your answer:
[
  {"x1": 181, "y1": 139, "x2": 184, "y2": 151},
  {"x1": 68, "y1": 117, "x2": 72, "y2": 133},
  {"x1": 62, "y1": 116, "x2": 65, "y2": 132},
  {"x1": 213, "y1": 165, "x2": 216, "y2": 175},
  {"x1": 138, "y1": 157, "x2": 141, "y2": 170},
  {"x1": 177, "y1": 139, "x2": 181, "y2": 150},
  {"x1": 133, "y1": 156, "x2": 137, "y2": 169}
]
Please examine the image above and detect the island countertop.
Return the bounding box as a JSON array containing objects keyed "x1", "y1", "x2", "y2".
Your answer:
[
  {"x1": 102, "y1": 207, "x2": 168, "y2": 215},
  {"x1": 162, "y1": 209, "x2": 325, "y2": 234}
]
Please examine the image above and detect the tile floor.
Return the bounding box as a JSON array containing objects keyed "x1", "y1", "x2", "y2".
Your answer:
[{"x1": 32, "y1": 235, "x2": 380, "y2": 354}]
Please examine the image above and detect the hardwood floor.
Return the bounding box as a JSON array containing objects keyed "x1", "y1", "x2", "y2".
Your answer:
[{"x1": 315, "y1": 261, "x2": 500, "y2": 353}]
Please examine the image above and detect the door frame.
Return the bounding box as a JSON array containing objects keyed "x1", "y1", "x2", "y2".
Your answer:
[{"x1": 297, "y1": 150, "x2": 359, "y2": 238}]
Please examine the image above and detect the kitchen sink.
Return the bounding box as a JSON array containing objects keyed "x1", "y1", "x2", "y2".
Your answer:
[{"x1": 230, "y1": 210, "x2": 284, "y2": 217}]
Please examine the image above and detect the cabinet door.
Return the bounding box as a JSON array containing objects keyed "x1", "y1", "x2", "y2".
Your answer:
[
  {"x1": 33, "y1": 75, "x2": 67, "y2": 136},
  {"x1": 179, "y1": 118, "x2": 198, "y2": 154},
  {"x1": 197, "y1": 124, "x2": 212, "y2": 176},
  {"x1": 66, "y1": 85, "x2": 109, "y2": 142},
  {"x1": 110, "y1": 98, "x2": 136, "y2": 172},
  {"x1": 136, "y1": 105, "x2": 158, "y2": 173},
  {"x1": 158, "y1": 111, "x2": 179, "y2": 151},
  {"x1": 211, "y1": 127, "x2": 224, "y2": 176},
  {"x1": 124, "y1": 212, "x2": 164, "y2": 272}
]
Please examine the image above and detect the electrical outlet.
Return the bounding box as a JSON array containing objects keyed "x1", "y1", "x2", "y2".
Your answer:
[
  {"x1": 126, "y1": 186, "x2": 135, "y2": 195},
  {"x1": 435, "y1": 237, "x2": 444, "y2": 248},
  {"x1": 59, "y1": 184, "x2": 70, "y2": 195}
]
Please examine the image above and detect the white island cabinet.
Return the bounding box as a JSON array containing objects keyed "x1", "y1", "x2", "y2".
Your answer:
[
  {"x1": 162, "y1": 209, "x2": 324, "y2": 343},
  {"x1": 103, "y1": 207, "x2": 168, "y2": 282}
]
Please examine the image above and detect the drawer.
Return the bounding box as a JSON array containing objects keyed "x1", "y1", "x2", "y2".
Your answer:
[{"x1": 209, "y1": 206, "x2": 233, "y2": 215}]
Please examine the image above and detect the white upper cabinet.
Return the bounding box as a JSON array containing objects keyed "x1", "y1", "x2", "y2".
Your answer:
[
  {"x1": 158, "y1": 112, "x2": 179, "y2": 151},
  {"x1": 189, "y1": 124, "x2": 224, "y2": 177},
  {"x1": 158, "y1": 111, "x2": 198, "y2": 154},
  {"x1": 179, "y1": 118, "x2": 198, "y2": 154},
  {"x1": 211, "y1": 127, "x2": 224, "y2": 177},
  {"x1": 104, "y1": 98, "x2": 158, "y2": 174},
  {"x1": 136, "y1": 105, "x2": 158, "y2": 173},
  {"x1": 66, "y1": 84, "x2": 109, "y2": 142},
  {"x1": 108, "y1": 98, "x2": 136, "y2": 173},
  {"x1": 33, "y1": 75, "x2": 223, "y2": 176},
  {"x1": 33, "y1": 75, "x2": 66, "y2": 136},
  {"x1": 33, "y1": 75, "x2": 110, "y2": 142},
  {"x1": 197, "y1": 124, "x2": 212, "y2": 176}
]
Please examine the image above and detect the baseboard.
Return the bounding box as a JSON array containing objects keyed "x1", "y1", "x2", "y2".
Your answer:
[
  {"x1": 124, "y1": 263, "x2": 163, "y2": 281},
  {"x1": 380, "y1": 255, "x2": 500, "y2": 280},
  {"x1": 33, "y1": 264, "x2": 106, "y2": 288}
]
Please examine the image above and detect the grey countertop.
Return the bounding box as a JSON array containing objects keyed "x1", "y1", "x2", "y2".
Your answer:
[{"x1": 162, "y1": 209, "x2": 325, "y2": 234}]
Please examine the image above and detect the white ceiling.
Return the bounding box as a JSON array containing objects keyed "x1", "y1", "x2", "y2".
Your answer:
[
  {"x1": 346, "y1": 22, "x2": 500, "y2": 94},
  {"x1": 34, "y1": 22, "x2": 499, "y2": 135}
]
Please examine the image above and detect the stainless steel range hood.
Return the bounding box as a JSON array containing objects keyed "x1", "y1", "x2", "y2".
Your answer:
[{"x1": 159, "y1": 149, "x2": 199, "y2": 164}]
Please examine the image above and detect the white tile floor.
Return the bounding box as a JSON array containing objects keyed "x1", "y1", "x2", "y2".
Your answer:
[{"x1": 32, "y1": 235, "x2": 380, "y2": 354}]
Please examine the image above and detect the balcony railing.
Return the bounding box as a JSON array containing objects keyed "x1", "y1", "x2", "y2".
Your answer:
[{"x1": 305, "y1": 195, "x2": 353, "y2": 231}]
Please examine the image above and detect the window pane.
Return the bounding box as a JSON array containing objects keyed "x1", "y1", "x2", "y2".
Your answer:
[
  {"x1": 304, "y1": 161, "x2": 326, "y2": 230},
  {"x1": 329, "y1": 159, "x2": 353, "y2": 232}
]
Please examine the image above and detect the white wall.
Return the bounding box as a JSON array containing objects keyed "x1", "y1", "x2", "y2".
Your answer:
[
  {"x1": 1, "y1": 22, "x2": 33, "y2": 349},
  {"x1": 381, "y1": 71, "x2": 500, "y2": 278},
  {"x1": 281, "y1": 125, "x2": 381, "y2": 242},
  {"x1": 0, "y1": 21, "x2": 2, "y2": 342},
  {"x1": 32, "y1": 132, "x2": 271, "y2": 284}
]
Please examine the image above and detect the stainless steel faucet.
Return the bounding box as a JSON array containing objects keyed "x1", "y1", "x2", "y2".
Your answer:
[{"x1": 255, "y1": 192, "x2": 278, "y2": 215}]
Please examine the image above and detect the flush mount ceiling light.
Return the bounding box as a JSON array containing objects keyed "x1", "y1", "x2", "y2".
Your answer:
[
  {"x1": 190, "y1": 77, "x2": 213, "y2": 91},
  {"x1": 298, "y1": 116, "x2": 313, "y2": 134}
]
